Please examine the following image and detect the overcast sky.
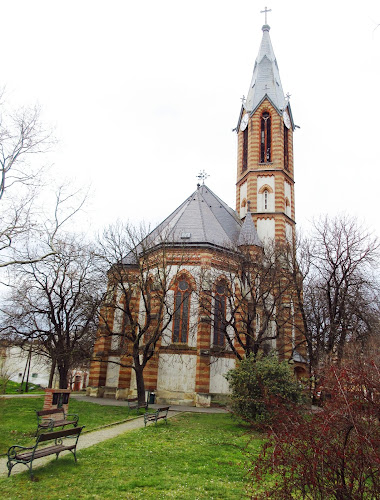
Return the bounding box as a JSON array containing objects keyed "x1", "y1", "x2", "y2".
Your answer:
[{"x1": 1, "y1": 0, "x2": 380, "y2": 238}]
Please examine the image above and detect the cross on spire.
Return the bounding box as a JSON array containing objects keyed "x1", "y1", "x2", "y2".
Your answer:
[
  {"x1": 260, "y1": 6, "x2": 272, "y2": 24},
  {"x1": 197, "y1": 170, "x2": 209, "y2": 185}
]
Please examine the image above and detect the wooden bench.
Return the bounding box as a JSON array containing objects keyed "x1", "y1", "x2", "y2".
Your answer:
[
  {"x1": 126, "y1": 397, "x2": 148, "y2": 413},
  {"x1": 144, "y1": 406, "x2": 170, "y2": 426},
  {"x1": 36, "y1": 408, "x2": 79, "y2": 434},
  {"x1": 7, "y1": 426, "x2": 85, "y2": 479}
]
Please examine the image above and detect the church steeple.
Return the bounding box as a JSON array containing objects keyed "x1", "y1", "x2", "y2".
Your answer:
[
  {"x1": 245, "y1": 24, "x2": 285, "y2": 114},
  {"x1": 235, "y1": 16, "x2": 296, "y2": 247}
]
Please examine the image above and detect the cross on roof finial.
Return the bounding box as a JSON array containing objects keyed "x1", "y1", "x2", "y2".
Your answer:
[
  {"x1": 197, "y1": 170, "x2": 209, "y2": 185},
  {"x1": 260, "y1": 6, "x2": 272, "y2": 24},
  {"x1": 247, "y1": 200, "x2": 251, "y2": 212}
]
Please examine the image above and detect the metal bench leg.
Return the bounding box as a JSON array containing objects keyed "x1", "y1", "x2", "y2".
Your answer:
[{"x1": 7, "y1": 461, "x2": 14, "y2": 477}]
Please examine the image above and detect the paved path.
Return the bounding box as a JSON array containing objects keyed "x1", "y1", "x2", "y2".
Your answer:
[
  {"x1": 71, "y1": 394, "x2": 228, "y2": 413},
  {"x1": 0, "y1": 397, "x2": 227, "y2": 478}
]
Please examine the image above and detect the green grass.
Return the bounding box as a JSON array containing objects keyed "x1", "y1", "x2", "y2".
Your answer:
[
  {"x1": 0, "y1": 379, "x2": 44, "y2": 395},
  {"x1": 0, "y1": 413, "x2": 261, "y2": 499},
  {"x1": 0, "y1": 397, "x2": 140, "y2": 455}
]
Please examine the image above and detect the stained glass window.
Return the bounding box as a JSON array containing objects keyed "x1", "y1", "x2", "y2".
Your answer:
[{"x1": 173, "y1": 280, "x2": 190, "y2": 343}]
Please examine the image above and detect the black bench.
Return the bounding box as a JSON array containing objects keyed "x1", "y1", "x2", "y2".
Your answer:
[
  {"x1": 36, "y1": 408, "x2": 79, "y2": 434},
  {"x1": 126, "y1": 397, "x2": 148, "y2": 413},
  {"x1": 7, "y1": 426, "x2": 85, "y2": 479},
  {"x1": 144, "y1": 406, "x2": 170, "y2": 426}
]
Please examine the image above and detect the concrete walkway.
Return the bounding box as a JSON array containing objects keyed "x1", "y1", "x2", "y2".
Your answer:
[
  {"x1": 71, "y1": 394, "x2": 229, "y2": 413},
  {"x1": 0, "y1": 397, "x2": 228, "y2": 478}
]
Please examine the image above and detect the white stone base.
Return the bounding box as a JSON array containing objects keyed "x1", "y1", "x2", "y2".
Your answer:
[
  {"x1": 86, "y1": 386, "x2": 105, "y2": 398},
  {"x1": 196, "y1": 393, "x2": 211, "y2": 407}
]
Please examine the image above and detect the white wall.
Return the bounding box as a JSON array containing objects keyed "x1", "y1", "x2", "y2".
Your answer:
[
  {"x1": 257, "y1": 217, "x2": 275, "y2": 242},
  {"x1": 209, "y1": 356, "x2": 235, "y2": 394},
  {"x1": 284, "y1": 180, "x2": 292, "y2": 216},
  {"x1": 1, "y1": 346, "x2": 51, "y2": 387},
  {"x1": 286, "y1": 222, "x2": 293, "y2": 244},
  {"x1": 157, "y1": 353, "x2": 196, "y2": 392},
  {"x1": 239, "y1": 181, "x2": 247, "y2": 218},
  {"x1": 105, "y1": 356, "x2": 120, "y2": 387}
]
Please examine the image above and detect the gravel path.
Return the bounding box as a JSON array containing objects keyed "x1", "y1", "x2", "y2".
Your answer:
[{"x1": 0, "y1": 411, "x2": 181, "y2": 478}]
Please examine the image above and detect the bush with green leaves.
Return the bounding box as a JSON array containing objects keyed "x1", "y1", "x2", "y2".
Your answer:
[{"x1": 225, "y1": 353, "x2": 304, "y2": 423}]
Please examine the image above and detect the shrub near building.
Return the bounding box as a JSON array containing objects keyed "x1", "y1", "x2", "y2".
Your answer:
[{"x1": 225, "y1": 353, "x2": 304, "y2": 423}]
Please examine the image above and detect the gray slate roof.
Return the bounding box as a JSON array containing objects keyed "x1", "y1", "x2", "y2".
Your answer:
[
  {"x1": 149, "y1": 184, "x2": 242, "y2": 249},
  {"x1": 245, "y1": 24, "x2": 285, "y2": 114},
  {"x1": 237, "y1": 211, "x2": 263, "y2": 247},
  {"x1": 122, "y1": 185, "x2": 262, "y2": 265}
]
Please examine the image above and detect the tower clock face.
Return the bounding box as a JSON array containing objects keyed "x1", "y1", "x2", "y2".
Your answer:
[
  {"x1": 283, "y1": 109, "x2": 291, "y2": 129},
  {"x1": 240, "y1": 113, "x2": 249, "y2": 131}
]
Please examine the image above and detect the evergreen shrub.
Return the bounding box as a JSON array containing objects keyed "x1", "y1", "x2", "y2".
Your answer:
[{"x1": 225, "y1": 353, "x2": 304, "y2": 423}]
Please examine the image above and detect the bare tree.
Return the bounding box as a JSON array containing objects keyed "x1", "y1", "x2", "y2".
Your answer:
[
  {"x1": 293, "y1": 215, "x2": 380, "y2": 368},
  {"x1": 198, "y1": 242, "x2": 305, "y2": 363},
  {"x1": 0, "y1": 102, "x2": 51, "y2": 201},
  {"x1": 0, "y1": 235, "x2": 104, "y2": 388},
  {"x1": 0, "y1": 182, "x2": 88, "y2": 269},
  {"x1": 0, "y1": 98, "x2": 91, "y2": 269},
  {"x1": 95, "y1": 222, "x2": 188, "y2": 405}
]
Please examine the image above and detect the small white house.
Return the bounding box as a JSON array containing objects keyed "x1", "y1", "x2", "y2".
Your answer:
[{"x1": 0, "y1": 345, "x2": 52, "y2": 387}]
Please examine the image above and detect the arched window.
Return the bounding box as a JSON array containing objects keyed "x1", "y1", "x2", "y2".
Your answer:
[
  {"x1": 260, "y1": 112, "x2": 271, "y2": 163},
  {"x1": 213, "y1": 284, "x2": 226, "y2": 346},
  {"x1": 284, "y1": 124, "x2": 289, "y2": 171},
  {"x1": 264, "y1": 190, "x2": 268, "y2": 210},
  {"x1": 285, "y1": 197, "x2": 291, "y2": 217},
  {"x1": 242, "y1": 126, "x2": 248, "y2": 171},
  {"x1": 172, "y1": 279, "x2": 190, "y2": 343}
]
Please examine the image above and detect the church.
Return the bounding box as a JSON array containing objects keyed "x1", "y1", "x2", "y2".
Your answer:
[{"x1": 87, "y1": 16, "x2": 307, "y2": 406}]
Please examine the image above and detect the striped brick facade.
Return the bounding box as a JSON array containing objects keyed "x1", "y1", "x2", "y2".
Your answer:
[
  {"x1": 87, "y1": 22, "x2": 307, "y2": 407},
  {"x1": 236, "y1": 100, "x2": 296, "y2": 245}
]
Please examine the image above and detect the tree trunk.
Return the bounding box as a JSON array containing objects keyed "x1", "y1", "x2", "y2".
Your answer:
[
  {"x1": 48, "y1": 358, "x2": 56, "y2": 388},
  {"x1": 57, "y1": 364, "x2": 69, "y2": 389},
  {"x1": 134, "y1": 362, "x2": 146, "y2": 405}
]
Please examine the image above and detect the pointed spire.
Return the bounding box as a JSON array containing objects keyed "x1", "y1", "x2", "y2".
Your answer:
[
  {"x1": 245, "y1": 24, "x2": 285, "y2": 114},
  {"x1": 237, "y1": 211, "x2": 263, "y2": 248}
]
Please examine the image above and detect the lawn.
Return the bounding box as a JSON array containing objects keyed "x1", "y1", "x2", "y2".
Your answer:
[
  {"x1": 0, "y1": 412, "x2": 260, "y2": 499},
  {"x1": 0, "y1": 397, "x2": 138, "y2": 455},
  {"x1": 0, "y1": 379, "x2": 44, "y2": 395}
]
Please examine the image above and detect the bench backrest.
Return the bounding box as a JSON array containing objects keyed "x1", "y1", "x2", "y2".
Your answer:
[
  {"x1": 158, "y1": 407, "x2": 170, "y2": 412},
  {"x1": 37, "y1": 408, "x2": 64, "y2": 417},
  {"x1": 126, "y1": 397, "x2": 138, "y2": 402},
  {"x1": 37, "y1": 426, "x2": 84, "y2": 443}
]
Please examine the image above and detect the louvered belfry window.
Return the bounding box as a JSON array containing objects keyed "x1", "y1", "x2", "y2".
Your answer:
[
  {"x1": 172, "y1": 280, "x2": 190, "y2": 343},
  {"x1": 284, "y1": 124, "x2": 289, "y2": 171},
  {"x1": 260, "y1": 112, "x2": 271, "y2": 163},
  {"x1": 242, "y1": 126, "x2": 248, "y2": 171}
]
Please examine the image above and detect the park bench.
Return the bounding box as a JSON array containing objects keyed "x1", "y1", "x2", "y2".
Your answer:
[
  {"x1": 126, "y1": 397, "x2": 148, "y2": 413},
  {"x1": 36, "y1": 408, "x2": 79, "y2": 434},
  {"x1": 144, "y1": 406, "x2": 170, "y2": 426},
  {"x1": 7, "y1": 426, "x2": 85, "y2": 479}
]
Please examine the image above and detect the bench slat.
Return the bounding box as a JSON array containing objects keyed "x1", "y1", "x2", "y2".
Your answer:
[
  {"x1": 16, "y1": 444, "x2": 76, "y2": 461},
  {"x1": 38, "y1": 426, "x2": 83, "y2": 442}
]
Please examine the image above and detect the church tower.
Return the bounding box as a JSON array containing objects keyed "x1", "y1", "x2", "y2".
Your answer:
[{"x1": 236, "y1": 19, "x2": 296, "y2": 246}]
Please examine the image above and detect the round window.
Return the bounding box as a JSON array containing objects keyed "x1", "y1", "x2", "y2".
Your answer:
[{"x1": 178, "y1": 280, "x2": 189, "y2": 291}]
